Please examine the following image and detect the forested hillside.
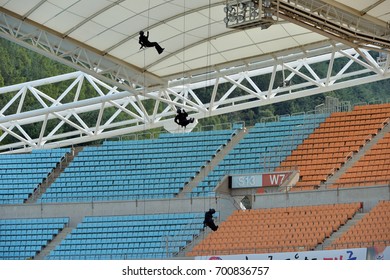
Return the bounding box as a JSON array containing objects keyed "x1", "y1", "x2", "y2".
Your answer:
[{"x1": 0, "y1": 38, "x2": 389, "y2": 136}]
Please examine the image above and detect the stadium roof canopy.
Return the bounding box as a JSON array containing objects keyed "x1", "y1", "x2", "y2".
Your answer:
[{"x1": 0, "y1": 0, "x2": 390, "y2": 152}]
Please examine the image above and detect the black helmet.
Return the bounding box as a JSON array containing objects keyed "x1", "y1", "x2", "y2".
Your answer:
[
  {"x1": 176, "y1": 108, "x2": 181, "y2": 114},
  {"x1": 209, "y1": 208, "x2": 216, "y2": 214},
  {"x1": 139, "y1": 31, "x2": 144, "y2": 35}
]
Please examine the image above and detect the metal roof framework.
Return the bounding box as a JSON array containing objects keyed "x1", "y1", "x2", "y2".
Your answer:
[
  {"x1": 1, "y1": 44, "x2": 389, "y2": 153},
  {"x1": 0, "y1": 0, "x2": 390, "y2": 152}
]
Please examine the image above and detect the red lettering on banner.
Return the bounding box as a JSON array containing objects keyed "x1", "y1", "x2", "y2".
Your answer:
[{"x1": 262, "y1": 172, "x2": 289, "y2": 186}]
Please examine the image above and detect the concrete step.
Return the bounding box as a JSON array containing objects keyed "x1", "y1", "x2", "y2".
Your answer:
[
  {"x1": 176, "y1": 195, "x2": 242, "y2": 257},
  {"x1": 34, "y1": 227, "x2": 73, "y2": 260},
  {"x1": 322, "y1": 123, "x2": 390, "y2": 188},
  {"x1": 25, "y1": 146, "x2": 84, "y2": 203},
  {"x1": 178, "y1": 127, "x2": 249, "y2": 197},
  {"x1": 316, "y1": 212, "x2": 366, "y2": 251}
]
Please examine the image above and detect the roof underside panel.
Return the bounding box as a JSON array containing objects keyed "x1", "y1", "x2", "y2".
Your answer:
[
  {"x1": 335, "y1": 0, "x2": 390, "y2": 21},
  {"x1": 368, "y1": 2, "x2": 390, "y2": 22}
]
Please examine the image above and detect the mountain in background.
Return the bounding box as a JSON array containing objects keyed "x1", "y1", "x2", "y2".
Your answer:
[{"x1": 0, "y1": 38, "x2": 389, "y2": 140}]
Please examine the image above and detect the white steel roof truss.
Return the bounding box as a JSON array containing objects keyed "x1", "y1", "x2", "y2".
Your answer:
[{"x1": 1, "y1": 47, "x2": 390, "y2": 153}]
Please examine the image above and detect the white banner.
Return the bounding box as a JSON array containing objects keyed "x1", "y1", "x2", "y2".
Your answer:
[{"x1": 195, "y1": 247, "x2": 367, "y2": 260}]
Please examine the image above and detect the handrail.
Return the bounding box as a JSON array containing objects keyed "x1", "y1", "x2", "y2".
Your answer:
[{"x1": 170, "y1": 213, "x2": 204, "y2": 258}]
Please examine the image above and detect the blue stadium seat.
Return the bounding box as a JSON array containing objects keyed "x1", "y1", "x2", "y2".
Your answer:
[
  {"x1": 47, "y1": 212, "x2": 205, "y2": 260},
  {"x1": 39, "y1": 130, "x2": 238, "y2": 203},
  {"x1": 190, "y1": 114, "x2": 329, "y2": 196},
  {"x1": 0, "y1": 217, "x2": 69, "y2": 260},
  {"x1": 0, "y1": 148, "x2": 71, "y2": 204}
]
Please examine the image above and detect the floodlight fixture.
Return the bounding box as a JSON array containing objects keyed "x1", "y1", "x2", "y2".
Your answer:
[{"x1": 224, "y1": 0, "x2": 276, "y2": 30}]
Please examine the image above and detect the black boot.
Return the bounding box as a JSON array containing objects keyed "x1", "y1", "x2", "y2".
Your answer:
[{"x1": 157, "y1": 47, "x2": 164, "y2": 54}]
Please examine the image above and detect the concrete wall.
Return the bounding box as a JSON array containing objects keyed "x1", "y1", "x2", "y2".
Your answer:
[
  {"x1": 0, "y1": 196, "x2": 237, "y2": 227},
  {"x1": 252, "y1": 185, "x2": 390, "y2": 212},
  {"x1": 1, "y1": 185, "x2": 388, "y2": 227}
]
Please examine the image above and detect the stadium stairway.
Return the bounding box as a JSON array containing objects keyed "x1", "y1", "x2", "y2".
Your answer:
[
  {"x1": 177, "y1": 127, "x2": 250, "y2": 197},
  {"x1": 186, "y1": 202, "x2": 363, "y2": 257},
  {"x1": 279, "y1": 103, "x2": 390, "y2": 191},
  {"x1": 327, "y1": 200, "x2": 390, "y2": 249},
  {"x1": 193, "y1": 113, "x2": 329, "y2": 196},
  {"x1": 25, "y1": 147, "x2": 84, "y2": 203},
  {"x1": 322, "y1": 120, "x2": 390, "y2": 188},
  {"x1": 34, "y1": 227, "x2": 73, "y2": 260},
  {"x1": 176, "y1": 225, "x2": 218, "y2": 258},
  {"x1": 315, "y1": 212, "x2": 365, "y2": 250}
]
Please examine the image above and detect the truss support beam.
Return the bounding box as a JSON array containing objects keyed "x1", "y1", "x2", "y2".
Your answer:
[
  {"x1": 276, "y1": 0, "x2": 390, "y2": 52},
  {"x1": 1, "y1": 45, "x2": 390, "y2": 154},
  {"x1": 0, "y1": 8, "x2": 166, "y2": 91}
]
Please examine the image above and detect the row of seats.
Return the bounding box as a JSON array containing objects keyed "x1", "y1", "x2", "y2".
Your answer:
[
  {"x1": 38, "y1": 130, "x2": 237, "y2": 203},
  {"x1": 1, "y1": 104, "x2": 389, "y2": 261},
  {"x1": 328, "y1": 200, "x2": 390, "y2": 249},
  {"x1": 47, "y1": 212, "x2": 205, "y2": 260},
  {"x1": 187, "y1": 202, "x2": 362, "y2": 256},
  {"x1": 191, "y1": 114, "x2": 328, "y2": 196},
  {"x1": 332, "y1": 131, "x2": 390, "y2": 188},
  {"x1": 0, "y1": 148, "x2": 70, "y2": 204},
  {"x1": 0, "y1": 217, "x2": 69, "y2": 260},
  {"x1": 279, "y1": 104, "x2": 390, "y2": 190}
]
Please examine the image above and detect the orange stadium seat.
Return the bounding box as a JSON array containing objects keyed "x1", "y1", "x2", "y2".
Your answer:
[
  {"x1": 277, "y1": 104, "x2": 390, "y2": 190},
  {"x1": 327, "y1": 201, "x2": 390, "y2": 250},
  {"x1": 332, "y1": 130, "x2": 390, "y2": 188},
  {"x1": 187, "y1": 203, "x2": 362, "y2": 257}
]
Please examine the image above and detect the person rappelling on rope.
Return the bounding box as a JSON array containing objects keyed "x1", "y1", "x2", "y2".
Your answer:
[
  {"x1": 174, "y1": 108, "x2": 195, "y2": 128},
  {"x1": 203, "y1": 208, "x2": 218, "y2": 231},
  {"x1": 139, "y1": 30, "x2": 164, "y2": 54}
]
